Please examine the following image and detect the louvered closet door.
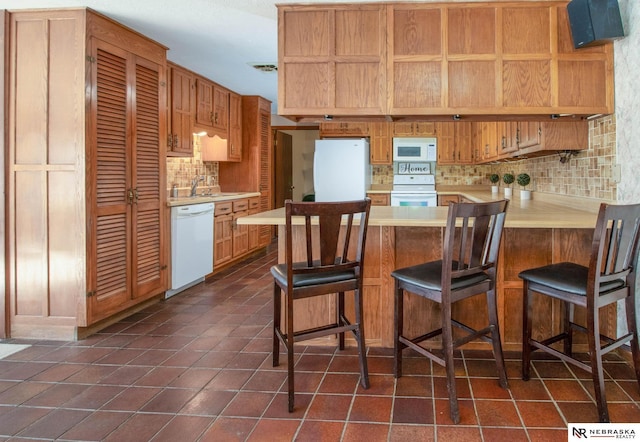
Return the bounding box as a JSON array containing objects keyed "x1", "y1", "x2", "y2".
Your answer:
[
  {"x1": 131, "y1": 56, "x2": 165, "y2": 299},
  {"x1": 88, "y1": 39, "x2": 132, "y2": 322},
  {"x1": 258, "y1": 108, "x2": 272, "y2": 247}
]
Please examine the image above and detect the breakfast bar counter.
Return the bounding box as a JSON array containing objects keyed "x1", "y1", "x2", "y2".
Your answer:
[{"x1": 238, "y1": 190, "x2": 615, "y2": 350}]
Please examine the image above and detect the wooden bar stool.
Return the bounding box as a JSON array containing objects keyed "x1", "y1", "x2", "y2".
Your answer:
[
  {"x1": 519, "y1": 202, "x2": 640, "y2": 422},
  {"x1": 391, "y1": 199, "x2": 509, "y2": 424},
  {"x1": 271, "y1": 198, "x2": 371, "y2": 412}
]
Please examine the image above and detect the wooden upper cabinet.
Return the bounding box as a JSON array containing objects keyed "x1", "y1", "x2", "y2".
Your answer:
[
  {"x1": 196, "y1": 76, "x2": 214, "y2": 128},
  {"x1": 516, "y1": 121, "x2": 588, "y2": 157},
  {"x1": 196, "y1": 76, "x2": 229, "y2": 135},
  {"x1": 369, "y1": 122, "x2": 391, "y2": 165},
  {"x1": 212, "y1": 85, "x2": 229, "y2": 133},
  {"x1": 390, "y1": 5, "x2": 443, "y2": 113},
  {"x1": 167, "y1": 62, "x2": 195, "y2": 157},
  {"x1": 556, "y1": 7, "x2": 613, "y2": 115},
  {"x1": 436, "y1": 122, "x2": 455, "y2": 165},
  {"x1": 278, "y1": 4, "x2": 387, "y2": 119},
  {"x1": 501, "y1": 6, "x2": 553, "y2": 110},
  {"x1": 278, "y1": 1, "x2": 614, "y2": 120},
  {"x1": 319, "y1": 122, "x2": 369, "y2": 138},
  {"x1": 436, "y1": 122, "x2": 473, "y2": 165},
  {"x1": 447, "y1": 7, "x2": 496, "y2": 56},
  {"x1": 502, "y1": 7, "x2": 551, "y2": 55},
  {"x1": 393, "y1": 122, "x2": 436, "y2": 137},
  {"x1": 228, "y1": 91, "x2": 242, "y2": 161},
  {"x1": 446, "y1": 7, "x2": 497, "y2": 111}
]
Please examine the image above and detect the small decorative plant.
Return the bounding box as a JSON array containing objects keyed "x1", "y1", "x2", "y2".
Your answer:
[
  {"x1": 489, "y1": 174, "x2": 500, "y2": 185},
  {"x1": 502, "y1": 173, "x2": 515, "y2": 188},
  {"x1": 517, "y1": 173, "x2": 531, "y2": 189}
]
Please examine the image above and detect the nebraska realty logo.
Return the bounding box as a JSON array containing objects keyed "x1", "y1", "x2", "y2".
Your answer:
[{"x1": 569, "y1": 424, "x2": 640, "y2": 440}]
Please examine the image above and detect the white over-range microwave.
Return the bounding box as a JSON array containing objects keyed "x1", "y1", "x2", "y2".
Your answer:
[{"x1": 392, "y1": 137, "x2": 437, "y2": 162}]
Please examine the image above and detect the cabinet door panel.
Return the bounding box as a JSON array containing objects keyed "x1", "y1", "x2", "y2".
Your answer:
[
  {"x1": 259, "y1": 108, "x2": 273, "y2": 247},
  {"x1": 335, "y1": 9, "x2": 381, "y2": 56},
  {"x1": 131, "y1": 57, "x2": 165, "y2": 299},
  {"x1": 283, "y1": 63, "x2": 330, "y2": 109},
  {"x1": 369, "y1": 122, "x2": 391, "y2": 164},
  {"x1": 91, "y1": 40, "x2": 131, "y2": 320},
  {"x1": 282, "y1": 10, "x2": 329, "y2": 57},
  {"x1": 335, "y1": 62, "x2": 381, "y2": 109},
  {"x1": 435, "y1": 121, "x2": 455, "y2": 165},
  {"x1": 502, "y1": 60, "x2": 551, "y2": 108},
  {"x1": 169, "y1": 65, "x2": 194, "y2": 155},
  {"x1": 392, "y1": 8, "x2": 441, "y2": 56},
  {"x1": 393, "y1": 62, "x2": 442, "y2": 109},
  {"x1": 196, "y1": 77, "x2": 214, "y2": 128},
  {"x1": 447, "y1": 7, "x2": 496, "y2": 55},
  {"x1": 558, "y1": 60, "x2": 609, "y2": 109},
  {"x1": 518, "y1": 121, "x2": 540, "y2": 149},
  {"x1": 228, "y1": 92, "x2": 242, "y2": 161},
  {"x1": 455, "y1": 122, "x2": 474, "y2": 164},
  {"x1": 449, "y1": 61, "x2": 496, "y2": 108},
  {"x1": 212, "y1": 85, "x2": 229, "y2": 133},
  {"x1": 502, "y1": 7, "x2": 550, "y2": 54}
]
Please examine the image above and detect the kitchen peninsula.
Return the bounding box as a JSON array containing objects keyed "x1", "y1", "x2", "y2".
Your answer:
[{"x1": 238, "y1": 190, "x2": 614, "y2": 351}]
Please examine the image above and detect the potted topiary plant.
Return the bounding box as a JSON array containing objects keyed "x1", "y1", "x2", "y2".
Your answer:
[
  {"x1": 517, "y1": 173, "x2": 531, "y2": 200},
  {"x1": 489, "y1": 173, "x2": 500, "y2": 194},
  {"x1": 502, "y1": 173, "x2": 515, "y2": 198}
]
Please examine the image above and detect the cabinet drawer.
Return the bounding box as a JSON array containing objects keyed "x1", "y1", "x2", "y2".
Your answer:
[
  {"x1": 438, "y1": 195, "x2": 460, "y2": 206},
  {"x1": 215, "y1": 201, "x2": 233, "y2": 215},
  {"x1": 233, "y1": 199, "x2": 249, "y2": 212},
  {"x1": 367, "y1": 193, "x2": 390, "y2": 206},
  {"x1": 249, "y1": 197, "x2": 260, "y2": 210}
]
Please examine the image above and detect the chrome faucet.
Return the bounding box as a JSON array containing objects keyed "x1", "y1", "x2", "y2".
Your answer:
[{"x1": 190, "y1": 176, "x2": 204, "y2": 197}]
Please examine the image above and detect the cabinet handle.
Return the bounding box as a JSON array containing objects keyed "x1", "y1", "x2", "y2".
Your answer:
[
  {"x1": 133, "y1": 188, "x2": 139, "y2": 204},
  {"x1": 173, "y1": 134, "x2": 178, "y2": 148},
  {"x1": 210, "y1": 111, "x2": 214, "y2": 123},
  {"x1": 213, "y1": 112, "x2": 218, "y2": 124},
  {"x1": 127, "y1": 189, "x2": 134, "y2": 205},
  {"x1": 167, "y1": 133, "x2": 173, "y2": 148}
]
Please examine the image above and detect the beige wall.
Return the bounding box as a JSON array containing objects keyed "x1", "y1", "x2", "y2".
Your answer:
[{"x1": 614, "y1": 0, "x2": 638, "y2": 204}]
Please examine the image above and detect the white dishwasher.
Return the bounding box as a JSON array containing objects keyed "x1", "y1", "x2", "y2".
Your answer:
[{"x1": 166, "y1": 202, "x2": 215, "y2": 298}]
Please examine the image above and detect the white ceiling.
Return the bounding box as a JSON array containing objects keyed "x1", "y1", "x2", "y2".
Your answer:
[{"x1": 0, "y1": 0, "x2": 399, "y2": 114}]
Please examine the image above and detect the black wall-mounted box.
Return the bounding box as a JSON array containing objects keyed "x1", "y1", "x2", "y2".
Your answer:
[{"x1": 567, "y1": 0, "x2": 625, "y2": 49}]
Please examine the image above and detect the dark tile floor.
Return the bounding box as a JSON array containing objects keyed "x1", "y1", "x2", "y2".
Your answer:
[{"x1": 1, "y1": 244, "x2": 639, "y2": 441}]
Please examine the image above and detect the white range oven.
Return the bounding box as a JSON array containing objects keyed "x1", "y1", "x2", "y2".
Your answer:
[{"x1": 391, "y1": 174, "x2": 437, "y2": 207}]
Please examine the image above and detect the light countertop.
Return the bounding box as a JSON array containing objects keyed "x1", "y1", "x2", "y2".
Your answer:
[
  {"x1": 167, "y1": 192, "x2": 260, "y2": 207},
  {"x1": 237, "y1": 188, "x2": 612, "y2": 229}
]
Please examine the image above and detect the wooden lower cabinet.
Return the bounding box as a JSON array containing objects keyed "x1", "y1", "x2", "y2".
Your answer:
[
  {"x1": 214, "y1": 202, "x2": 233, "y2": 267},
  {"x1": 280, "y1": 224, "x2": 613, "y2": 350},
  {"x1": 367, "y1": 193, "x2": 390, "y2": 206},
  {"x1": 232, "y1": 199, "x2": 249, "y2": 258},
  {"x1": 219, "y1": 96, "x2": 273, "y2": 248},
  {"x1": 248, "y1": 197, "x2": 260, "y2": 250},
  {"x1": 213, "y1": 197, "x2": 264, "y2": 271},
  {"x1": 437, "y1": 194, "x2": 459, "y2": 206}
]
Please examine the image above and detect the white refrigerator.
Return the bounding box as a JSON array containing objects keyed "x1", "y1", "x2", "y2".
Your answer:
[{"x1": 313, "y1": 138, "x2": 370, "y2": 202}]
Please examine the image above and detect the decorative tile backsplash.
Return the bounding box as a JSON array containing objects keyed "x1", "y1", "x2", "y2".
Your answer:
[
  {"x1": 166, "y1": 136, "x2": 218, "y2": 189},
  {"x1": 372, "y1": 116, "x2": 616, "y2": 200}
]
